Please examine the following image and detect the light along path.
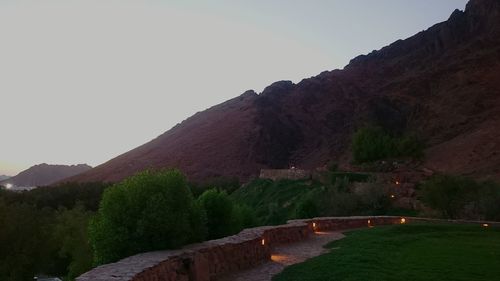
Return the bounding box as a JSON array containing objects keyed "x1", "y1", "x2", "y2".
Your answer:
[{"x1": 218, "y1": 231, "x2": 345, "y2": 281}]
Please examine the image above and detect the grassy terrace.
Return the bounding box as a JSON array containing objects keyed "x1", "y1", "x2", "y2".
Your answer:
[{"x1": 274, "y1": 223, "x2": 500, "y2": 281}]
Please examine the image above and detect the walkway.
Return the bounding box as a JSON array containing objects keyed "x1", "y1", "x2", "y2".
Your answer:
[{"x1": 218, "y1": 231, "x2": 345, "y2": 281}]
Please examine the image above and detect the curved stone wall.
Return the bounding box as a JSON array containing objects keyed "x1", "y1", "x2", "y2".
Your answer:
[{"x1": 76, "y1": 216, "x2": 499, "y2": 281}]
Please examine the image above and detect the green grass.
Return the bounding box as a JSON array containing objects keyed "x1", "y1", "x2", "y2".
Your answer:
[{"x1": 274, "y1": 223, "x2": 500, "y2": 281}]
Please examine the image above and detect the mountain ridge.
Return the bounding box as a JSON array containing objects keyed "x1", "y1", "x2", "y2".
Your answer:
[
  {"x1": 1, "y1": 163, "x2": 92, "y2": 187},
  {"x1": 67, "y1": 0, "x2": 500, "y2": 184}
]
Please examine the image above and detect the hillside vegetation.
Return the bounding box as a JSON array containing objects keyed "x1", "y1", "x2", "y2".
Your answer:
[{"x1": 231, "y1": 173, "x2": 391, "y2": 226}]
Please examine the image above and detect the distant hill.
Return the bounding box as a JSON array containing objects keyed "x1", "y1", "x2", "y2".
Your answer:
[
  {"x1": 0, "y1": 175, "x2": 10, "y2": 182},
  {"x1": 68, "y1": 0, "x2": 500, "y2": 183},
  {"x1": 0, "y1": 164, "x2": 92, "y2": 188}
]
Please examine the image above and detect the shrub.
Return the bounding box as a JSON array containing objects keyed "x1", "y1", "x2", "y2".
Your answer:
[
  {"x1": 197, "y1": 189, "x2": 238, "y2": 239},
  {"x1": 420, "y1": 175, "x2": 500, "y2": 220},
  {"x1": 352, "y1": 126, "x2": 424, "y2": 163},
  {"x1": 352, "y1": 127, "x2": 395, "y2": 163},
  {"x1": 232, "y1": 204, "x2": 258, "y2": 230},
  {"x1": 396, "y1": 134, "x2": 424, "y2": 159},
  {"x1": 89, "y1": 170, "x2": 205, "y2": 265},
  {"x1": 355, "y1": 182, "x2": 391, "y2": 214},
  {"x1": 294, "y1": 197, "x2": 319, "y2": 219},
  {"x1": 420, "y1": 175, "x2": 474, "y2": 219}
]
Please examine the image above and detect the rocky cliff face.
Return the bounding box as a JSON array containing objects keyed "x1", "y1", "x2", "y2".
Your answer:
[
  {"x1": 1, "y1": 163, "x2": 92, "y2": 187},
  {"x1": 68, "y1": 0, "x2": 500, "y2": 183}
]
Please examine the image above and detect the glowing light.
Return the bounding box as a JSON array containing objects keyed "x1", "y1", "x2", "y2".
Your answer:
[
  {"x1": 5, "y1": 183, "x2": 13, "y2": 189},
  {"x1": 400, "y1": 218, "x2": 406, "y2": 224},
  {"x1": 390, "y1": 194, "x2": 395, "y2": 198},
  {"x1": 395, "y1": 181, "x2": 400, "y2": 185},
  {"x1": 368, "y1": 219, "x2": 373, "y2": 228},
  {"x1": 261, "y1": 239, "x2": 265, "y2": 246},
  {"x1": 312, "y1": 222, "x2": 316, "y2": 229},
  {"x1": 482, "y1": 223, "x2": 489, "y2": 227}
]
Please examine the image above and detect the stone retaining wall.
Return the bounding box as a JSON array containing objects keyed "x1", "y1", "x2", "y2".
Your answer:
[{"x1": 76, "y1": 216, "x2": 500, "y2": 281}]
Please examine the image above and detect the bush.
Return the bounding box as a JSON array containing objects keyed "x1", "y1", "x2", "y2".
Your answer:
[
  {"x1": 396, "y1": 134, "x2": 424, "y2": 159},
  {"x1": 89, "y1": 170, "x2": 205, "y2": 265},
  {"x1": 232, "y1": 204, "x2": 258, "y2": 230},
  {"x1": 420, "y1": 175, "x2": 500, "y2": 220},
  {"x1": 352, "y1": 127, "x2": 395, "y2": 163},
  {"x1": 355, "y1": 182, "x2": 391, "y2": 214},
  {"x1": 295, "y1": 198, "x2": 319, "y2": 219},
  {"x1": 420, "y1": 175, "x2": 474, "y2": 219},
  {"x1": 352, "y1": 126, "x2": 424, "y2": 163},
  {"x1": 197, "y1": 189, "x2": 242, "y2": 239}
]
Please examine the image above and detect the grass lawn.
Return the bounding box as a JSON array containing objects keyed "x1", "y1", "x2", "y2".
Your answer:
[{"x1": 273, "y1": 223, "x2": 500, "y2": 281}]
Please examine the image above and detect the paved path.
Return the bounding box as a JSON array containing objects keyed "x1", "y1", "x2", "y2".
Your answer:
[{"x1": 218, "y1": 231, "x2": 345, "y2": 281}]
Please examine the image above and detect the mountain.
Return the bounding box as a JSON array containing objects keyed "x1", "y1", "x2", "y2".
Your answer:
[
  {"x1": 68, "y1": 0, "x2": 500, "y2": 184},
  {"x1": 0, "y1": 175, "x2": 10, "y2": 182},
  {"x1": 1, "y1": 163, "x2": 92, "y2": 187}
]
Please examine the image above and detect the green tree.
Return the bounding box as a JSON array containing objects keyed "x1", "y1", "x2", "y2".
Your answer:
[
  {"x1": 352, "y1": 127, "x2": 395, "y2": 163},
  {"x1": 197, "y1": 189, "x2": 237, "y2": 239},
  {"x1": 232, "y1": 204, "x2": 258, "y2": 230},
  {"x1": 52, "y1": 205, "x2": 93, "y2": 280},
  {"x1": 89, "y1": 170, "x2": 205, "y2": 265}
]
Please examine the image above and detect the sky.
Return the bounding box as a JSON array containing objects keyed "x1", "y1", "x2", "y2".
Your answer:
[{"x1": 0, "y1": 0, "x2": 468, "y2": 176}]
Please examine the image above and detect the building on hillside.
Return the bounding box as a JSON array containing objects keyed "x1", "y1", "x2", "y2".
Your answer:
[{"x1": 259, "y1": 168, "x2": 312, "y2": 181}]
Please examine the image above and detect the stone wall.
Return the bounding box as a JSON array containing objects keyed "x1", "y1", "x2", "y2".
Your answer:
[
  {"x1": 259, "y1": 169, "x2": 311, "y2": 181},
  {"x1": 76, "y1": 216, "x2": 403, "y2": 281},
  {"x1": 77, "y1": 216, "x2": 500, "y2": 281}
]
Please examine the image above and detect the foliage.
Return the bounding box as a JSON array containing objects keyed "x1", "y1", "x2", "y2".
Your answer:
[
  {"x1": 89, "y1": 170, "x2": 205, "y2": 265},
  {"x1": 0, "y1": 182, "x2": 109, "y2": 211},
  {"x1": 196, "y1": 189, "x2": 235, "y2": 239},
  {"x1": 232, "y1": 177, "x2": 391, "y2": 225},
  {"x1": 351, "y1": 126, "x2": 424, "y2": 163},
  {"x1": 52, "y1": 205, "x2": 94, "y2": 280},
  {"x1": 196, "y1": 189, "x2": 255, "y2": 239},
  {"x1": 420, "y1": 175, "x2": 500, "y2": 220},
  {"x1": 274, "y1": 224, "x2": 500, "y2": 281},
  {"x1": 294, "y1": 197, "x2": 319, "y2": 219},
  {"x1": 352, "y1": 126, "x2": 395, "y2": 162},
  {"x1": 189, "y1": 176, "x2": 241, "y2": 197},
  {"x1": 330, "y1": 172, "x2": 371, "y2": 185},
  {"x1": 231, "y1": 179, "x2": 315, "y2": 225},
  {"x1": 232, "y1": 204, "x2": 258, "y2": 230},
  {"x1": 0, "y1": 200, "x2": 94, "y2": 281}
]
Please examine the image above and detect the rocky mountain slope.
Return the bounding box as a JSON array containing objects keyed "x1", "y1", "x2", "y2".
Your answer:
[
  {"x1": 1, "y1": 163, "x2": 92, "y2": 187},
  {"x1": 68, "y1": 0, "x2": 500, "y2": 183}
]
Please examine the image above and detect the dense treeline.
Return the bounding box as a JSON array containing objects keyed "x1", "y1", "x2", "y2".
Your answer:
[
  {"x1": 0, "y1": 173, "x2": 255, "y2": 279},
  {"x1": 0, "y1": 182, "x2": 108, "y2": 281}
]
